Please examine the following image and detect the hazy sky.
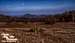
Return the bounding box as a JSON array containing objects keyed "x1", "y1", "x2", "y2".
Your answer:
[{"x1": 0, "y1": 0, "x2": 75, "y2": 16}]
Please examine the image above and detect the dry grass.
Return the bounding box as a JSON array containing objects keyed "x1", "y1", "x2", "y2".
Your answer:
[{"x1": 0, "y1": 22, "x2": 75, "y2": 43}]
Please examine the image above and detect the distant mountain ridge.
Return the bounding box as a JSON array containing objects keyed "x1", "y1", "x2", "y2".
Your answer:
[{"x1": 0, "y1": 10, "x2": 75, "y2": 24}]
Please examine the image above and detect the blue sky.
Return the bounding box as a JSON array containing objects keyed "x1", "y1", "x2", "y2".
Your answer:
[{"x1": 0, "y1": 0, "x2": 75, "y2": 16}]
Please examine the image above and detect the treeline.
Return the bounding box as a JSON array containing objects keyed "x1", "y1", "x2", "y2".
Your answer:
[{"x1": 0, "y1": 10, "x2": 75, "y2": 24}]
